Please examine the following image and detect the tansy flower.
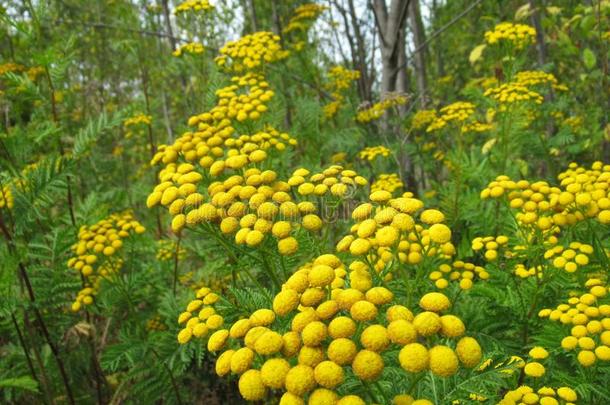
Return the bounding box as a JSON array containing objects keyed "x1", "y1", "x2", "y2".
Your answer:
[{"x1": 351, "y1": 350, "x2": 384, "y2": 381}]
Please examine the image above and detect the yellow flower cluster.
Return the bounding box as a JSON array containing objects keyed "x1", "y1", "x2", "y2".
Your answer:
[
  {"x1": 156, "y1": 239, "x2": 187, "y2": 261},
  {"x1": 481, "y1": 161, "x2": 610, "y2": 229},
  {"x1": 426, "y1": 101, "x2": 476, "y2": 132},
  {"x1": 543, "y1": 242, "x2": 592, "y2": 273},
  {"x1": 484, "y1": 22, "x2": 536, "y2": 49},
  {"x1": 522, "y1": 346, "x2": 549, "y2": 378},
  {"x1": 484, "y1": 83, "x2": 544, "y2": 107},
  {"x1": 172, "y1": 42, "x2": 205, "y2": 57},
  {"x1": 322, "y1": 66, "x2": 360, "y2": 118},
  {"x1": 514, "y1": 263, "x2": 543, "y2": 279},
  {"x1": 184, "y1": 278, "x2": 480, "y2": 403},
  {"x1": 0, "y1": 62, "x2": 25, "y2": 76},
  {"x1": 283, "y1": 3, "x2": 328, "y2": 35},
  {"x1": 358, "y1": 145, "x2": 391, "y2": 161},
  {"x1": 356, "y1": 94, "x2": 407, "y2": 123},
  {"x1": 515, "y1": 71, "x2": 569, "y2": 92},
  {"x1": 174, "y1": 0, "x2": 213, "y2": 14},
  {"x1": 0, "y1": 184, "x2": 14, "y2": 210},
  {"x1": 371, "y1": 174, "x2": 403, "y2": 194},
  {"x1": 410, "y1": 109, "x2": 437, "y2": 131},
  {"x1": 66, "y1": 212, "x2": 146, "y2": 311},
  {"x1": 336, "y1": 193, "x2": 456, "y2": 271},
  {"x1": 471, "y1": 235, "x2": 509, "y2": 261},
  {"x1": 195, "y1": 73, "x2": 274, "y2": 123},
  {"x1": 123, "y1": 113, "x2": 152, "y2": 127},
  {"x1": 123, "y1": 113, "x2": 152, "y2": 138},
  {"x1": 461, "y1": 121, "x2": 493, "y2": 133},
  {"x1": 539, "y1": 278, "x2": 610, "y2": 367},
  {"x1": 177, "y1": 286, "x2": 223, "y2": 344},
  {"x1": 215, "y1": 32, "x2": 289, "y2": 72},
  {"x1": 430, "y1": 261, "x2": 489, "y2": 290},
  {"x1": 146, "y1": 315, "x2": 167, "y2": 331},
  {"x1": 499, "y1": 385, "x2": 578, "y2": 405},
  {"x1": 290, "y1": 165, "x2": 368, "y2": 199},
  {"x1": 148, "y1": 33, "x2": 301, "y2": 252},
  {"x1": 326, "y1": 66, "x2": 360, "y2": 92}
]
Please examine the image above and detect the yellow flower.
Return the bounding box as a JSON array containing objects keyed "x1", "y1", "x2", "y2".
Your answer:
[
  {"x1": 351, "y1": 350, "x2": 384, "y2": 381},
  {"x1": 238, "y1": 369, "x2": 267, "y2": 401},
  {"x1": 261, "y1": 358, "x2": 291, "y2": 389},
  {"x1": 429, "y1": 346, "x2": 459, "y2": 378},
  {"x1": 413, "y1": 311, "x2": 442, "y2": 336},
  {"x1": 399, "y1": 343, "x2": 429, "y2": 373},
  {"x1": 419, "y1": 292, "x2": 451, "y2": 312},
  {"x1": 524, "y1": 361, "x2": 545, "y2": 377},
  {"x1": 285, "y1": 365, "x2": 316, "y2": 395},
  {"x1": 327, "y1": 338, "x2": 357, "y2": 365},
  {"x1": 456, "y1": 337, "x2": 482, "y2": 367},
  {"x1": 314, "y1": 361, "x2": 344, "y2": 388}
]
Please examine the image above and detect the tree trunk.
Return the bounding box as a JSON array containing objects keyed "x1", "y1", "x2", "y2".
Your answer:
[
  {"x1": 346, "y1": 0, "x2": 373, "y2": 100},
  {"x1": 409, "y1": 0, "x2": 428, "y2": 108},
  {"x1": 371, "y1": 0, "x2": 410, "y2": 95}
]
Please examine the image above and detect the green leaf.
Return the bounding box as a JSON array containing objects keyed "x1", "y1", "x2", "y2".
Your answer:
[
  {"x1": 0, "y1": 376, "x2": 39, "y2": 393},
  {"x1": 583, "y1": 48, "x2": 597, "y2": 70}
]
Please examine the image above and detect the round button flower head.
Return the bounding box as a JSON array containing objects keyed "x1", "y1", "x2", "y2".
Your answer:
[
  {"x1": 420, "y1": 292, "x2": 451, "y2": 312},
  {"x1": 577, "y1": 350, "x2": 596, "y2": 367},
  {"x1": 376, "y1": 226, "x2": 399, "y2": 247},
  {"x1": 366, "y1": 287, "x2": 394, "y2": 305},
  {"x1": 337, "y1": 395, "x2": 366, "y2": 405},
  {"x1": 280, "y1": 392, "x2": 305, "y2": 405},
  {"x1": 528, "y1": 346, "x2": 549, "y2": 360},
  {"x1": 250, "y1": 308, "x2": 275, "y2": 326},
  {"x1": 387, "y1": 305, "x2": 414, "y2": 322},
  {"x1": 360, "y1": 324, "x2": 390, "y2": 352},
  {"x1": 387, "y1": 320, "x2": 417, "y2": 345},
  {"x1": 412, "y1": 400, "x2": 434, "y2": 405},
  {"x1": 177, "y1": 327, "x2": 193, "y2": 344},
  {"x1": 349, "y1": 238, "x2": 372, "y2": 256},
  {"x1": 285, "y1": 365, "x2": 316, "y2": 395},
  {"x1": 238, "y1": 369, "x2": 267, "y2": 401},
  {"x1": 273, "y1": 289, "x2": 300, "y2": 316},
  {"x1": 399, "y1": 343, "x2": 429, "y2": 373},
  {"x1": 350, "y1": 300, "x2": 378, "y2": 322},
  {"x1": 328, "y1": 338, "x2": 358, "y2": 365},
  {"x1": 207, "y1": 329, "x2": 229, "y2": 351},
  {"x1": 429, "y1": 345, "x2": 459, "y2": 377},
  {"x1": 255, "y1": 330, "x2": 284, "y2": 355},
  {"x1": 352, "y1": 203, "x2": 373, "y2": 221},
  {"x1": 428, "y1": 223, "x2": 452, "y2": 244},
  {"x1": 299, "y1": 346, "x2": 326, "y2": 368},
  {"x1": 301, "y1": 321, "x2": 328, "y2": 347},
  {"x1": 282, "y1": 331, "x2": 302, "y2": 357},
  {"x1": 557, "y1": 387, "x2": 578, "y2": 402},
  {"x1": 261, "y1": 358, "x2": 291, "y2": 389},
  {"x1": 456, "y1": 337, "x2": 482, "y2": 367},
  {"x1": 309, "y1": 388, "x2": 339, "y2": 405},
  {"x1": 420, "y1": 209, "x2": 445, "y2": 224},
  {"x1": 308, "y1": 264, "x2": 336, "y2": 287},
  {"x1": 215, "y1": 350, "x2": 235, "y2": 377},
  {"x1": 524, "y1": 361, "x2": 545, "y2": 377},
  {"x1": 231, "y1": 347, "x2": 255, "y2": 374},
  {"x1": 302, "y1": 214, "x2": 323, "y2": 232},
  {"x1": 413, "y1": 311, "x2": 442, "y2": 336},
  {"x1": 314, "y1": 360, "x2": 344, "y2": 388},
  {"x1": 393, "y1": 394, "x2": 414, "y2": 405},
  {"x1": 440, "y1": 315, "x2": 465, "y2": 338},
  {"x1": 370, "y1": 190, "x2": 392, "y2": 204},
  {"x1": 278, "y1": 237, "x2": 299, "y2": 255},
  {"x1": 352, "y1": 350, "x2": 384, "y2": 381}
]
